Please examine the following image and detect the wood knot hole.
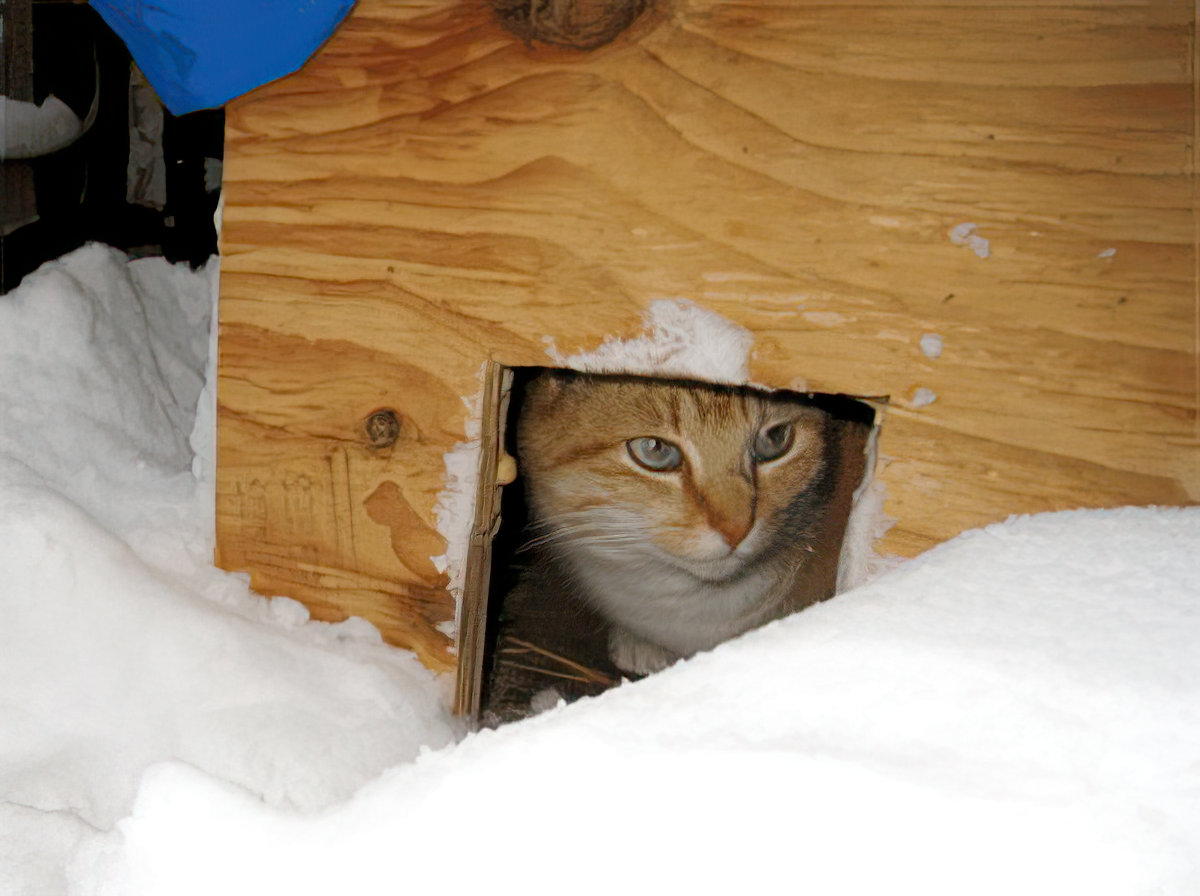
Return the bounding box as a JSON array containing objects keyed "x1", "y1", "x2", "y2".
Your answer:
[
  {"x1": 365, "y1": 409, "x2": 401, "y2": 449},
  {"x1": 493, "y1": 0, "x2": 648, "y2": 49}
]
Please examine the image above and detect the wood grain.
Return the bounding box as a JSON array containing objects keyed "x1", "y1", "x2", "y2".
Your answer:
[{"x1": 217, "y1": 0, "x2": 1198, "y2": 674}]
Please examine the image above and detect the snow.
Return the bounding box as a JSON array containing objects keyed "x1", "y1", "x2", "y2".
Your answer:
[
  {"x1": 545, "y1": 297, "x2": 754, "y2": 383},
  {"x1": 909, "y1": 386, "x2": 938, "y2": 408},
  {"x1": 430, "y1": 368, "x2": 487, "y2": 640},
  {"x1": 919, "y1": 332, "x2": 944, "y2": 359},
  {"x1": 2, "y1": 67, "x2": 99, "y2": 162},
  {"x1": 0, "y1": 246, "x2": 456, "y2": 895},
  {"x1": 1, "y1": 96, "x2": 85, "y2": 160},
  {"x1": 949, "y1": 222, "x2": 991, "y2": 259},
  {"x1": 2, "y1": 246, "x2": 1198, "y2": 895}
]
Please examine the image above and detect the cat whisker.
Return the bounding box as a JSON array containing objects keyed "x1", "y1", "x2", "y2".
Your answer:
[
  {"x1": 568, "y1": 533, "x2": 646, "y2": 547},
  {"x1": 515, "y1": 532, "x2": 562, "y2": 553},
  {"x1": 517, "y1": 519, "x2": 649, "y2": 554},
  {"x1": 517, "y1": 525, "x2": 629, "y2": 553}
]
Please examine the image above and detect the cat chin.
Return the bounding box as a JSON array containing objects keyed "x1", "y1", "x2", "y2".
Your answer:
[
  {"x1": 675, "y1": 555, "x2": 751, "y2": 583},
  {"x1": 659, "y1": 523, "x2": 774, "y2": 575},
  {"x1": 562, "y1": 531, "x2": 768, "y2": 585},
  {"x1": 642, "y1": 551, "x2": 774, "y2": 590},
  {"x1": 649, "y1": 540, "x2": 768, "y2": 583},
  {"x1": 574, "y1": 548, "x2": 722, "y2": 584}
]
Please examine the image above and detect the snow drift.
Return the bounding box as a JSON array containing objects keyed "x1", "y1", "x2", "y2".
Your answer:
[{"x1": 0, "y1": 247, "x2": 456, "y2": 896}]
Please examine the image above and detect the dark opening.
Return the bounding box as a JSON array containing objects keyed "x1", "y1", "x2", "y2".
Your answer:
[{"x1": 475, "y1": 367, "x2": 879, "y2": 728}]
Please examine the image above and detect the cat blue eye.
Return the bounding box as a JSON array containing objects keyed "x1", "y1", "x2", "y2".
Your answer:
[
  {"x1": 753, "y1": 423, "x2": 794, "y2": 462},
  {"x1": 627, "y1": 437, "x2": 684, "y2": 472}
]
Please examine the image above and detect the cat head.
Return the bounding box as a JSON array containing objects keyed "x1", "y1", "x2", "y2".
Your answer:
[{"x1": 516, "y1": 371, "x2": 835, "y2": 582}]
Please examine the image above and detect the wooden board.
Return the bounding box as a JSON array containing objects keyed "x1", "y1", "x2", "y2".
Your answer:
[{"x1": 217, "y1": 0, "x2": 1199, "y2": 675}]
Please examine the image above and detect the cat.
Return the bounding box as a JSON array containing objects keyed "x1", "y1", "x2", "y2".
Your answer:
[{"x1": 510, "y1": 369, "x2": 869, "y2": 677}]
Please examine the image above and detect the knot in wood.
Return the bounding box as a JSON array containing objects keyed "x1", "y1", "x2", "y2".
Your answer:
[
  {"x1": 365, "y1": 409, "x2": 401, "y2": 449},
  {"x1": 493, "y1": 0, "x2": 647, "y2": 50}
]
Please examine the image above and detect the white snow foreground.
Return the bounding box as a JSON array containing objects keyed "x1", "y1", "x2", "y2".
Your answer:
[
  {"x1": 68, "y1": 506, "x2": 1199, "y2": 896},
  {"x1": 0, "y1": 246, "x2": 456, "y2": 896},
  {"x1": 2, "y1": 247, "x2": 1198, "y2": 895}
]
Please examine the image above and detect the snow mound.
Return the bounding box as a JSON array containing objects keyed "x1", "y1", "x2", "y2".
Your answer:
[
  {"x1": 79, "y1": 506, "x2": 1200, "y2": 896},
  {"x1": 0, "y1": 247, "x2": 456, "y2": 896}
]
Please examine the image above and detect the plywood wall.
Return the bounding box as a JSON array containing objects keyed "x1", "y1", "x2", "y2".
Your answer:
[{"x1": 217, "y1": 0, "x2": 1198, "y2": 674}]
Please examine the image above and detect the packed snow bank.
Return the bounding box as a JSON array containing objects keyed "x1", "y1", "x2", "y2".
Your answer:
[
  {"x1": 75, "y1": 506, "x2": 1200, "y2": 896},
  {"x1": 0, "y1": 246, "x2": 456, "y2": 896}
]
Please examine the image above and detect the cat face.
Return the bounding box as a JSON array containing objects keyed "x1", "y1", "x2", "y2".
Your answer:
[{"x1": 517, "y1": 371, "x2": 833, "y2": 583}]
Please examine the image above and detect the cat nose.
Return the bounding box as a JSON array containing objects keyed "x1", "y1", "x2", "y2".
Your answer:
[
  {"x1": 708, "y1": 508, "x2": 753, "y2": 549},
  {"x1": 696, "y1": 473, "x2": 755, "y2": 549}
]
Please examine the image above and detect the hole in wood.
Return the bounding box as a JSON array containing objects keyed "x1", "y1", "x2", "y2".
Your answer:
[
  {"x1": 456, "y1": 367, "x2": 881, "y2": 727},
  {"x1": 492, "y1": 0, "x2": 648, "y2": 50},
  {"x1": 364, "y1": 409, "x2": 401, "y2": 449}
]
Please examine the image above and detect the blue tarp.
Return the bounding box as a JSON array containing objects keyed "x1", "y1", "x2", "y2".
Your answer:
[{"x1": 90, "y1": 0, "x2": 356, "y2": 115}]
